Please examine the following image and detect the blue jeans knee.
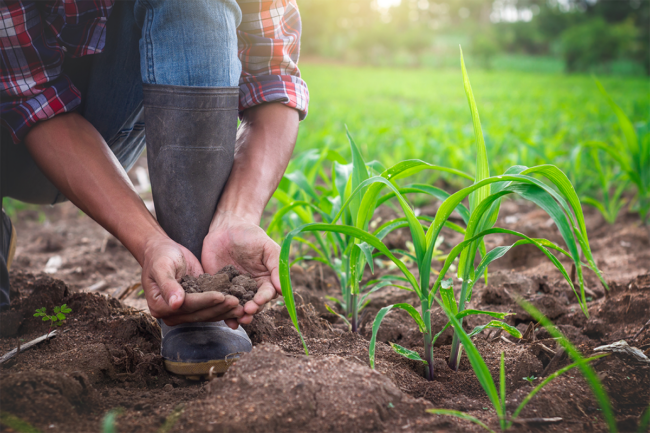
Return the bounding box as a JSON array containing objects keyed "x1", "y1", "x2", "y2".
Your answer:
[{"x1": 134, "y1": 0, "x2": 242, "y2": 88}]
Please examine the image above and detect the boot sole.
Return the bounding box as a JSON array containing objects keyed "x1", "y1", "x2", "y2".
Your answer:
[{"x1": 164, "y1": 357, "x2": 238, "y2": 380}]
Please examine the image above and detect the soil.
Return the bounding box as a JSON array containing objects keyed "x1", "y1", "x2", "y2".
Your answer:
[
  {"x1": 180, "y1": 266, "x2": 258, "y2": 306},
  {"x1": 2, "y1": 177, "x2": 650, "y2": 432}
]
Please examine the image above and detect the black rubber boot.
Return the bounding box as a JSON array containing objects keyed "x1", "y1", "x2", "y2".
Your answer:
[
  {"x1": 143, "y1": 84, "x2": 252, "y2": 379},
  {"x1": 0, "y1": 210, "x2": 16, "y2": 312}
]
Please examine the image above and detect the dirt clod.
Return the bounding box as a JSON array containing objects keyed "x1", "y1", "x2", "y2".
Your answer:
[{"x1": 181, "y1": 267, "x2": 258, "y2": 306}]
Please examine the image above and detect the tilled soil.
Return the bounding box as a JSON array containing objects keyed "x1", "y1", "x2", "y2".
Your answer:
[
  {"x1": 181, "y1": 266, "x2": 258, "y2": 306},
  {"x1": 1, "y1": 198, "x2": 649, "y2": 433}
]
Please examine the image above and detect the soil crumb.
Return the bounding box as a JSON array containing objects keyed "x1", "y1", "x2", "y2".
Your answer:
[{"x1": 181, "y1": 266, "x2": 258, "y2": 306}]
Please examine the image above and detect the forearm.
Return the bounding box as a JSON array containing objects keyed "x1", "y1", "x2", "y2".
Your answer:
[
  {"x1": 24, "y1": 113, "x2": 165, "y2": 265},
  {"x1": 212, "y1": 103, "x2": 299, "y2": 227}
]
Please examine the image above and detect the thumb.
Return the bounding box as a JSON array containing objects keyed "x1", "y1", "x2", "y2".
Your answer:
[{"x1": 264, "y1": 239, "x2": 282, "y2": 296}]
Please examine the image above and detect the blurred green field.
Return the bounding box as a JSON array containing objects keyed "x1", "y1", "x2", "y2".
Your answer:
[{"x1": 295, "y1": 62, "x2": 649, "y2": 196}]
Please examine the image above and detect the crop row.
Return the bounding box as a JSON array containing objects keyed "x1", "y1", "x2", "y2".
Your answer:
[{"x1": 270, "y1": 50, "x2": 649, "y2": 432}]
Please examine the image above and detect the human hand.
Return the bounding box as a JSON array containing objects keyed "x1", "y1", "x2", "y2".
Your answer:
[
  {"x1": 141, "y1": 234, "x2": 243, "y2": 326},
  {"x1": 202, "y1": 211, "x2": 281, "y2": 327}
]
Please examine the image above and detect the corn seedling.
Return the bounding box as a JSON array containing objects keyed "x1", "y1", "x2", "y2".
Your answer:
[
  {"x1": 270, "y1": 145, "x2": 401, "y2": 331},
  {"x1": 274, "y1": 135, "x2": 470, "y2": 332},
  {"x1": 581, "y1": 79, "x2": 650, "y2": 222},
  {"x1": 34, "y1": 304, "x2": 72, "y2": 338},
  {"x1": 579, "y1": 148, "x2": 629, "y2": 224},
  {"x1": 428, "y1": 296, "x2": 613, "y2": 432},
  {"x1": 426, "y1": 48, "x2": 606, "y2": 371}
]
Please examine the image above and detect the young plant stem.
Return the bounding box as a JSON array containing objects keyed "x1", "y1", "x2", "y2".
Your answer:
[
  {"x1": 448, "y1": 278, "x2": 471, "y2": 370},
  {"x1": 448, "y1": 334, "x2": 462, "y2": 371},
  {"x1": 423, "y1": 309, "x2": 435, "y2": 380},
  {"x1": 351, "y1": 293, "x2": 359, "y2": 332}
]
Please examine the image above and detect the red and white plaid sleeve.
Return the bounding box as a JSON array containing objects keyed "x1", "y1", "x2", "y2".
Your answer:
[
  {"x1": 237, "y1": 0, "x2": 309, "y2": 120},
  {"x1": 0, "y1": 1, "x2": 112, "y2": 144}
]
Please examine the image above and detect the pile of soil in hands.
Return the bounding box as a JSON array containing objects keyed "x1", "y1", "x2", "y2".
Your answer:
[{"x1": 180, "y1": 265, "x2": 258, "y2": 306}]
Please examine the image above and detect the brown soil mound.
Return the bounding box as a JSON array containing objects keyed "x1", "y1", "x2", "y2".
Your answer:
[
  {"x1": 179, "y1": 344, "x2": 436, "y2": 433},
  {"x1": 181, "y1": 265, "x2": 258, "y2": 306}
]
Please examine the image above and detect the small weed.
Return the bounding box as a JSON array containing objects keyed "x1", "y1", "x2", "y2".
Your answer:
[
  {"x1": 34, "y1": 304, "x2": 72, "y2": 337},
  {"x1": 523, "y1": 375, "x2": 537, "y2": 385}
]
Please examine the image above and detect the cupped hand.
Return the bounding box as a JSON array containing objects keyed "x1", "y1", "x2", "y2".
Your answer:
[
  {"x1": 141, "y1": 235, "x2": 243, "y2": 326},
  {"x1": 202, "y1": 211, "x2": 281, "y2": 327}
]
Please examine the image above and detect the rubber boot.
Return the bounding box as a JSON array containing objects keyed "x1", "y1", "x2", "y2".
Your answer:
[
  {"x1": 0, "y1": 210, "x2": 17, "y2": 311},
  {"x1": 143, "y1": 84, "x2": 252, "y2": 379}
]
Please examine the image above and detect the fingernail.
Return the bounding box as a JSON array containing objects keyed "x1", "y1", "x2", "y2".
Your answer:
[{"x1": 169, "y1": 295, "x2": 178, "y2": 306}]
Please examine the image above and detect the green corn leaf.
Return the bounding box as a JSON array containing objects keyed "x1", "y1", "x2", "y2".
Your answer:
[
  {"x1": 508, "y1": 353, "x2": 608, "y2": 428},
  {"x1": 289, "y1": 256, "x2": 329, "y2": 268},
  {"x1": 369, "y1": 306, "x2": 392, "y2": 369},
  {"x1": 333, "y1": 162, "x2": 354, "y2": 201},
  {"x1": 325, "y1": 295, "x2": 343, "y2": 306},
  {"x1": 429, "y1": 228, "x2": 579, "y2": 315},
  {"x1": 426, "y1": 409, "x2": 495, "y2": 433},
  {"x1": 369, "y1": 303, "x2": 426, "y2": 369},
  {"x1": 272, "y1": 189, "x2": 312, "y2": 223},
  {"x1": 431, "y1": 310, "x2": 514, "y2": 346},
  {"x1": 383, "y1": 159, "x2": 473, "y2": 182},
  {"x1": 377, "y1": 184, "x2": 470, "y2": 224},
  {"x1": 516, "y1": 298, "x2": 617, "y2": 432},
  {"x1": 460, "y1": 47, "x2": 490, "y2": 214},
  {"x1": 358, "y1": 281, "x2": 395, "y2": 309},
  {"x1": 434, "y1": 296, "x2": 504, "y2": 428},
  {"x1": 367, "y1": 160, "x2": 387, "y2": 174},
  {"x1": 347, "y1": 128, "x2": 369, "y2": 221},
  {"x1": 467, "y1": 320, "x2": 522, "y2": 339},
  {"x1": 440, "y1": 286, "x2": 458, "y2": 316},
  {"x1": 266, "y1": 201, "x2": 329, "y2": 234},
  {"x1": 522, "y1": 164, "x2": 608, "y2": 292},
  {"x1": 325, "y1": 304, "x2": 351, "y2": 332},
  {"x1": 356, "y1": 242, "x2": 375, "y2": 275},
  {"x1": 285, "y1": 171, "x2": 321, "y2": 203},
  {"x1": 389, "y1": 342, "x2": 428, "y2": 365},
  {"x1": 293, "y1": 237, "x2": 329, "y2": 263}
]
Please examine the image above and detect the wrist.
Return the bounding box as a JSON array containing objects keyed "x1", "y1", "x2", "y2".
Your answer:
[
  {"x1": 209, "y1": 208, "x2": 259, "y2": 233},
  {"x1": 121, "y1": 222, "x2": 169, "y2": 267}
]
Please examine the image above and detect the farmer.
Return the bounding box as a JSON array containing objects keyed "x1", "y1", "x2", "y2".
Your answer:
[{"x1": 0, "y1": 0, "x2": 308, "y2": 377}]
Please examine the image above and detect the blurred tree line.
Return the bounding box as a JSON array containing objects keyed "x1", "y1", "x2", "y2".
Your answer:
[{"x1": 298, "y1": 0, "x2": 649, "y2": 74}]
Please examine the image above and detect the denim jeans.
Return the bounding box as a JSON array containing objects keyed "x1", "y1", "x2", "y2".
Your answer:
[
  {"x1": 0, "y1": 0, "x2": 242, "y2": 205},
  {"x1": 0, "y1": 0, "x2": 242, "y2": 310}
]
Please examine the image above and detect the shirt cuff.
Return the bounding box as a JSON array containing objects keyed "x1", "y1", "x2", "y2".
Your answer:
[
  {"x1": 0, "y1": 77, "x2": 81, "y2": 144},
  {"x1": 238, "y1": 74, "x2": 309, "y2": 121}
]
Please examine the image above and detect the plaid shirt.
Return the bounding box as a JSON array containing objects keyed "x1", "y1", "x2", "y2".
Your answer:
[{"x1": 0, "y1": 0, "x2": 309, "y2": 144}]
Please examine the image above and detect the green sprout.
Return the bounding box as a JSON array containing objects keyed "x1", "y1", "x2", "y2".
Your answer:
[
  {"x1": 522, "y1": 375, "x2": 537, "y2": 385},
  {"x1": 34, "y1": 304, "x2": 72, "y2": 337}
]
